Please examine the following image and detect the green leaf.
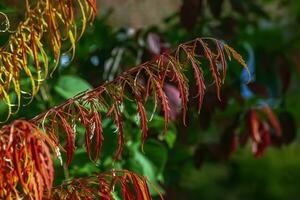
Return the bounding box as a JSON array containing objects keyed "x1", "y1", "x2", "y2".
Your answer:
[
  {"x1": 54, "y1": 75, "x2": 92, "y2": 99},
  {"x1": 134, "y1": 151, "x2": 165, "y2": 195},
  {"x1": 144, "y1": 139, "x2": 168, "y2": 175},
  {"x1": 164, "y1": 130, "x2": 177, "y2": 148}
]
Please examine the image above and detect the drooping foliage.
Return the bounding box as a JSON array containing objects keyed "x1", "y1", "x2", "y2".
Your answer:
[
  {"x1": 0, "y1": 0, "x2": 298, "y2": 199},
  {"x1": 30, "y1": 37, "x2": 249, "y2": 166},
  {"x1": 0, "y1": 0, "x2": 97, "y2": 120},
  {"x1": 0, "y1": 120, "x2": 161, "y2": 199},
  {"x1": 0, "y1": 33, "x2": 249, "y2": 198},
  {"x1": 0, "y1": 120, "x2": 55, "y2": 200},
  {"x1": 50, "y1": 170, "x2": 163, "y2": 200}
]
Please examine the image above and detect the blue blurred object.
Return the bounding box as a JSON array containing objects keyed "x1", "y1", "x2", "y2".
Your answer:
[{"x1": 241, "y1": 42, "x2": 255, "y2": 99}]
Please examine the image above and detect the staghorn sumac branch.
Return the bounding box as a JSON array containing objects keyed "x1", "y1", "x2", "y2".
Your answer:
[
  {"x1": 0, "y1": 0, "x2": 96, "y2": 120},
  {"x1": 30, "y1": 37, "x2": 250, "y2": 165},
  {"x1": 0, "y1": 37, "x2": 249, "y2": 199},
  {"x1": 49, "y1": 170, "x2": 163, "y2": 200}
]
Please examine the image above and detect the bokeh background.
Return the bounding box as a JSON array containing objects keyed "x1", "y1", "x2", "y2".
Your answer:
[{"x1": 1, "y1": 0, "x2": 300, "y2": 199}]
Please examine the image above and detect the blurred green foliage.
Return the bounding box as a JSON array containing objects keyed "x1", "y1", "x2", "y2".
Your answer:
[{"x1": 1, "y1": 0, "x2": 300, "y2": 199}]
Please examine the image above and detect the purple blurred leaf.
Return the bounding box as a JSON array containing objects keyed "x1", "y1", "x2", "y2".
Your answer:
[
  {"x1": 164, "y1": 84, "x2": 182, "y2": 121},
  {"x1": 278, "y1": 111, "x2": 296, "y2": 145},
  {"x1": 279, "y1": 65, "x2": 291, "y2": 94},
  {"x1": 247, "y1": 83, "x2": 269, "y2": 98},
  {"x1": 180, "y1": 0, "x2": 203, "y2": 30},
  {"x1": 147, "y1": 32, "x2": 161, "y2": 55},
  {"x1": 208, "y1": 0, "x2": 224, "y2": 18}
]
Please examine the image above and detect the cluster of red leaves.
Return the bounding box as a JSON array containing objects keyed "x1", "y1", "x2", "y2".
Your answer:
[
  {"x1": 31, "y1": 37, "x2": 249, "y2": 165},
  {"x1": 246, "y1": 106, "x2": 282, "y2": 157},
  {"x1": 208, "y1": 105, "x2": 283, "y2": 160},
  {"x1": 0, "y1": 0, "x2": 96, "y2": 119},
  {"x1": 0, "y1": 120, "x2": 160, "y2": 199},
  {"x1": 49, "y1": 170, "x2": 162, "y2": 200},
  {"x1": 0, "y1": 120, "x2": 55, "y2": 200},
  {"x1": 193, "y1": 87, "x2": 290, "y2": 167}
]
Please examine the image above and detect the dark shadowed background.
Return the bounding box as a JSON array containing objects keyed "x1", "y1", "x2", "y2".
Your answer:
[{"x1": 1, "y1": 0, "x2": 300, "y2": 199}]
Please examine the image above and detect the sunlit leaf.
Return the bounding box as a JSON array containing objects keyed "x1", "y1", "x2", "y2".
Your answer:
[{"x1": 0, "y1": 0, "x2": 97, "y2": 119}]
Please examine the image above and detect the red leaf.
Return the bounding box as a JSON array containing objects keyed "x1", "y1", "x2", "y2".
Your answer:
[
  {"x1": 114, "y1": 110, "x2": 124, "y2": 161},
  {"x1": 253, "y1": 122, "x2": 271, "y2": 158},
  {"x1": 91, "y1": 110, "x2": 104, "y2": 161},
  {"x1": 59, "y1": 114, "x2": 76, "y2": 166},
  {"x1": 154, "y1": 80, "x2": 170, "y2": 132},
  {"x1": 248, "y1": 109, "x2": 261, "y2": 143},
  {"x1": 262, "y1": 105, "x2": 282, "y2": 136},
  {"x1": 137, "y1": 101, "x2": 148, "y2": 148},
  {"x1": 215, "y1": 40, "x2": 227, "y2": 83},
  {"x1": 201, "y1": 40, "x2": 221, "y2": 100},
  {"x1": 167, "y1": 56, "x2": 189, "y2": 124},
  {"x1": 190, "y1": 57, "x2": 206, "y2": 112}
]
